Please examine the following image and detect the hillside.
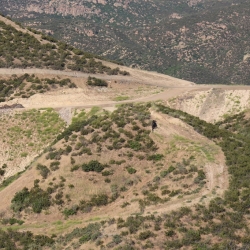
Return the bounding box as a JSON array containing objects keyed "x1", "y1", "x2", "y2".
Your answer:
[
  {"x1": 0, "y1": 15, "x2": 128, "y2": 75},
  {"x1": 1, "y1": 15, "x2": 250, "y2": 250},
  {"x1": 0, "y1": 103, "x2": 230, "y2": 249},
  {"x1": 1, "y1": 0, "x2": 250, "y2": 84}
]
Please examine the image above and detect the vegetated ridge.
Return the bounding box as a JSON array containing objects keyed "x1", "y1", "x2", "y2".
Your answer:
[{"x1": 0, "y1": 14, "x2": 128, "y2": 75}]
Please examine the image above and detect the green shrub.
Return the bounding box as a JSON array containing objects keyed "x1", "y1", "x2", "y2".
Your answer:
[
  {"x1": 125, "y1": 216, "x2": 145, "y2": 234},
  {"x1": 63, "y1": 205, "x2": 79, "y2": 217},
  {"x1": 138, "y1": 230, "x2": 154, "y2": 240},
  {"x1": 87, "y1": 76, "x2": 108, "y2": 87},
  {"x1": 78, "y1": 223, "x2": 101, "y2": 243},
  {"x1": 0, "y1": 169, "x2": 5, "y2": 176},
  {"x1": 65, "y1": 145, "x2": 72, "y2": 154},
  {"x1": 2, "y1": 218, "x2": 24, "y2": 225},
  {"x1": 90, "y1": 194, "x2": 109, "y2": 206},
  {"x1": 37, "y1": 164, "x2": 50, "y2": 179},
  {"x1": 102, "y1": 170, "x2": 114, "y2": 176},
  {"x1": 169, "y1": 190, "x2": 181, "y2": 197},
  {"x1": 113, "y1": 234, "x2": 122, "y2": 244},
  {"x1": 126, "y1": 167, "x2": 137, "y2": 174},
  {"x1": 165, "y1": 230, "x2": 176, "y2": 237},
  {"x1": 50, "y1": 161, "x2": 60, "y2": 171},
  {"x1": 194, "y1": 170, "x2": 206, "y2": 184},
  {"x1": 182, "y1": 229, "x2": 201, "y2": 245},
  {"x1": 11, "y1": 186, "x2": 51, "y2": 213},
  {"x1": 147, "y1": 154, "x2": 164, "y2": 161},
  {"x1": 160, "y1": 165, "x2": 175, "y2": 178},
  {"x1": 128, "y1": 140, "x2": 141, "y2": 151},
  {"x1": 71, "y1": 165, "x2": 80, "y2": 172},
  {"x1": 82, "y1": 160, "x2": 107, "y2": 173}
]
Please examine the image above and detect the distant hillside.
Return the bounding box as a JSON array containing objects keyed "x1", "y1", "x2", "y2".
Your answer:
[
  {"x1": 0, "y1": 15, "x2": 128, "y2": 75},
  {"x1": 1, "y1": 0, "x2": 250, "y2": 84}
]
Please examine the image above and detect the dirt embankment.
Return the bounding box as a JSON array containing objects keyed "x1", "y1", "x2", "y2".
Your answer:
[{"x1": 167, "y1": 87, "x2": 250, "y2": 122}]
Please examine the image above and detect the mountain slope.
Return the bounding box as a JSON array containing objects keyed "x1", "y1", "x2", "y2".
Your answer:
[
  {"x1": 1, "y1": 0, "x2": 250, "y2": 84},
  {"x1": 0, "y1": 15, "x2": 128, "y2": 75}
]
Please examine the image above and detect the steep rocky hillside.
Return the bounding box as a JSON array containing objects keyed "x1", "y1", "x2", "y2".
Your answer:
[{"x1": 2, "y1": 0, "x2": 250, "y2": 84}]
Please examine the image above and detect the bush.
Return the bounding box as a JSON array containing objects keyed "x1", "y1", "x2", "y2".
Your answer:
[
  {"x1": 182, "y1": 230, "x2": 201, "y2": 245},
  {"x1": 11, "y1": 186, "x2": 51, "y2": 213},
  {"x1": 160, "y1": 166, "x2": 175, "y2": 177},
  {"x1": 113, "y1": 234, "x2": 122, "y2": 244},
  {"x1": 50, "y1": 161, "x2": 60, "y2": 171},
  {"x1": 71, "y1": 165, "x2": 80, "y2": 172},
  {"x1": 90, "y1": 194, "x2": 109, "y2": 206},
  {"x1": 65, "y1": 145, "x2": 72, "y2": 154},
  {"x1": 126, "y1": 167, "x2": 137, "y2": 174},
  {"x1": 0, "y1": 169, "x2": 5, "y2": 176},
  {"x1": 194, "y1": 169, "x2": 206, "y2": 184},
  {"x1": 63, "y1": 205, "x2": 79, "y2": 217},
  {"x1": 87, "y1": 76, "x2": 108, "y2": 87},
  {"x1": 78, "y1": 223, "x2": 101, "y2": 243},
  {"x1": 2, "y1": 218, "x2": 24, "y2": 225},
  {"x1": 128, "y1": 140, "x2": 141, "y2": 151},
  {"x1": 37, "y1": 164, "x2": 50, "y2": 179},
  {"x1": 139, "y1": 230, "x2": 154, "y2": 240},
  {"x1": 102, "y1": 170, "x2": 114, "y2": 176},
  {"x1": 147, "y1": 154, "x2": 164, "y2": 161},
  {"x1": 82, "y1": 160, "x2": 107, "y2": 173}
]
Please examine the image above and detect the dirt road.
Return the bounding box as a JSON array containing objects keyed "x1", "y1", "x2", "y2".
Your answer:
[{"x1": 2, "y1": 68, "x2": 250, "y2": 111}]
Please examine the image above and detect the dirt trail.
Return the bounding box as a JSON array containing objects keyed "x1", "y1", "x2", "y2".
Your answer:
[
  {"x1": 0, "y1": 67, "x2": 195, "y2": 110},
  {"x1": 142, "y1": 111, "x2": 228, "y2": 215},
  {"x1": 2, "y1": 68, "x2": 250, "y2": 112}
]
